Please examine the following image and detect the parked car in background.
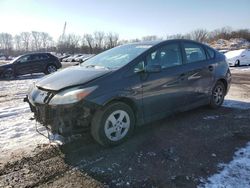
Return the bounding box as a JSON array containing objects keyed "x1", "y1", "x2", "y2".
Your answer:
[
  {"x1": 0, "y1": 52, "x2": 61, "y2": 79},
  {"x1": 78, "y1": 54, "x2": 95, "y2": 63},
  {"x1": 0, "y1": 55, "x2": 7, "y2": 60},
  {"x1": 225, "y1": 49, "x2": 250, "y2": 66},
  {"x1": 74, "y1": 54, "x2": 87, "y2": 62},
  {"x1": 65, "y1": 54, "x2": 83, "y2": 62},
  {"x1": 58, "y1": 54, "x2": 70, "y2": 62},
  {"x1": 25, "y1": 39, "x2": 231, "y2": 146},
  {"x1": 219, "y1": 49, "x2": 229, "y2": 54}
]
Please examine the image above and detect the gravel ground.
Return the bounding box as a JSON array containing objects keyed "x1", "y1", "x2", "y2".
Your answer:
[{"x1": 0, "y1": 67, "x2": 250, "y2": 188}]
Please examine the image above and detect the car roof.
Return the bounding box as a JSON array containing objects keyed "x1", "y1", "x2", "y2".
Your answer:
[
  {"x1": 20, "y1": 52, "x2": 51, "y2": 56},
  {"x1": 130, "y1": 39, "x2": 208, "y2": 46}
]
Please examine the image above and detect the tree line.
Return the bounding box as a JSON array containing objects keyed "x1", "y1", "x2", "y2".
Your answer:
[{"x1": 0, "y1": 27, "x2": 250, "y2": 57}]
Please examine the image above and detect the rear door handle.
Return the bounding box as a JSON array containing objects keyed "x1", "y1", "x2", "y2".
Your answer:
[{"x1": 208, "y1": 65, "x2": 214, "y2": 71}]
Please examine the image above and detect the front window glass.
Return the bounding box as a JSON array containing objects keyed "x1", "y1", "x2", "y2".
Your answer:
[
  {"x1": 146, "y1": 43, "x2": 183, "y2": 69},
  {"x1": 18, "y1": 55, "x2": 31, "y2": 63},
  {"x1": 80, "y1": 44, "x2": 152, "y2": 69}
]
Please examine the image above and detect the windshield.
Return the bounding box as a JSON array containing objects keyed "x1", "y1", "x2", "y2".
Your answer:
[
  {"x1": 80, "y1": 44, "x2": 152, "y2": 69},
  {"x1": 10, "y1": 55, "x2": 21, "y2": 63}
]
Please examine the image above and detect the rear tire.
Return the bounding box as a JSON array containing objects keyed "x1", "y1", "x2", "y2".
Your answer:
[
  {"x1": 91, "y1": 102, "x2": 135, "y2": 147},
  {"x1": 45, "y1": 64, "x2": 57, "y2": 74},
  {"x1": 209, "y1": 81, "x2": 226, "y2": 109}
]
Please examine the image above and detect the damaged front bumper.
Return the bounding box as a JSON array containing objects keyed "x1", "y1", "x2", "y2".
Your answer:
[{"x1": 24, "y1": 96, "x2": 98, "y2": 137}]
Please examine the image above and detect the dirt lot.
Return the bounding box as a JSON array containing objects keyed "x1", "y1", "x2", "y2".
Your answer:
[{"x1": 0, "y1": 67, "x2": 250, "y2": 188}]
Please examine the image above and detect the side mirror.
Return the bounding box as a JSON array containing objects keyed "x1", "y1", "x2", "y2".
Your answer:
[
  {"x1": 134, "y1": 61, "x2": 145, "y2": 73},
  {"x1": 145, "y1": 64, "x2": 162, "y2": 73}
]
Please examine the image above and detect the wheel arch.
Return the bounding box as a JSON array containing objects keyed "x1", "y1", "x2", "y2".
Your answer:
[
  {"x1": 217, "y1": 78, "x2": 228, "y2": 92},
  {"x1": 103, "y1": 97, "x2": 138, "y2": 118},
  {"x1": 98, "y1": 96, "x2": 144, "y2": 126}
]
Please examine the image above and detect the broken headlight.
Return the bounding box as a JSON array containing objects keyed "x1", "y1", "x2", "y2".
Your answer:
[{"x1": 49, "y1": 86, "x2": 98, "y2": 106}]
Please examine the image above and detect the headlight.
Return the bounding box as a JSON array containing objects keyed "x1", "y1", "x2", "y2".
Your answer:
[{"x1": 49, "y1": 86, "x2": 97, "y2": 105}]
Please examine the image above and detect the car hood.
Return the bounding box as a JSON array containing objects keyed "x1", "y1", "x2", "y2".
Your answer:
[
  {"x1": 36, "y1": 66, "x2": 111, "y2": 91},
  {"x1": 0, "y1": 63, "x2": 12, "y2": 68}
]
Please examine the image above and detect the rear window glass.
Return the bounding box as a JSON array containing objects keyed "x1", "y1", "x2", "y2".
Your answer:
[
  {"x1": 184, "y1": 43, "x2": 206, "y2": 63},
  {"x1": 206, "y1": 47, "x2": 215, "y2": 59},
  {"x1": 39, "y1": 54, "x2": 49, "y2": 59}
]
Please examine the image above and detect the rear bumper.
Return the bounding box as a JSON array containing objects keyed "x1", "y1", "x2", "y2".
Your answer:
[{"x1": 25, "y1": 97, "x2": 99, "y2": 137}]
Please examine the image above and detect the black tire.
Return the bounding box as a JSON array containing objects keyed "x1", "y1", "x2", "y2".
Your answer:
[
  {"x1": 45, "y1": 64, "x2": 57, "y2": 74},
  {"x1": 209, "y1": 81, "x2": 226, "y2": 109},
  {"x1": 235, "y1": 60, "x2": 240, "y2": 67},
  {"x1": 91, "y1": 102, "x2": 135, "y2": 147},
  {"x1": 3, "y1": 69, "x2": 15, "y2": 79}
]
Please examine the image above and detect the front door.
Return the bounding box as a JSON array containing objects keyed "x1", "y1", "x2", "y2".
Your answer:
[
  {"x1": 14, "y1": 54, "x2": 34, "y2": 75},
  {"x1": 141, "y1": 42, "x2": 189, "y2": 122}
]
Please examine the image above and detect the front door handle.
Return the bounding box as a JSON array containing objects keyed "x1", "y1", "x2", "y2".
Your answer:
[{"x1": 208, "y1": 65, "x2": 214, "y2": 71}]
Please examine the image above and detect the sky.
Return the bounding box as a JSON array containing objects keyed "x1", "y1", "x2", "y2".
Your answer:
[{"x1": 0, "y1": 0, "x2": 250, "y2": 40}]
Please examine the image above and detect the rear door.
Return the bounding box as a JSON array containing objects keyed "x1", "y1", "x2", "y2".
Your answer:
[
  {"x1": 180, "y1": 41, "x2": 214, "y2": 105},
  {"x1": 141, "y1": 42, "x2": 190, "y2": 121},
  {"x1": 31, "y1": 54, "x2": 48, "y2": 73}
]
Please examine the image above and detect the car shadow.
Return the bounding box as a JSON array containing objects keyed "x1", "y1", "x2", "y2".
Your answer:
[
  {"x1": 0, "y1": 73, "x2": 44, "y2": 81},
  {"x1": 59, "y1": 102, "x2": 250, "y2": 187}
]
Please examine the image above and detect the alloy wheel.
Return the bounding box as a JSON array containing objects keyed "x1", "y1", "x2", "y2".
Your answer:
[
  {"x1": 47, "y1": 65, "x2": 57, "y2": 74},
  {"x1": 104, "y1": 110, "x2": 130, "y2": 141},
  {"x1": 213, "y1": 85, "x2": 224, "y2": 105}
]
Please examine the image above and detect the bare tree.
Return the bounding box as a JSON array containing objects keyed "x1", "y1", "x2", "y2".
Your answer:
[
  {"x1": 14, "y1": 35, "x2": 22, "y2": 51},
  {"x1": 31, "y1": 31, "x2": 43, "y2": 50},
  {"x1": 94, "y1": 31, "x2": 105, "y2": 48},
  {"x1": 209, "y1": 26, "x2": 232, "y2": 41},
  {"x1": 166, "y1": 34, "x2": 184, "y2": 39},
  {"x1": 68, "y1": 34, "x2": 81, "y2": 48},
  {"x1": 40, "y1": 32, "x2": 53, "y2": 49},
  {"x1": 142, "y1": 35, "x2": 158, "y2": 41},
  {"x1": 83, "y1": 34, "x2": 94, "y2": 53},
  {"x1": 190, "y1": 29, "x2": 209, "y2": 43},
  {"x1": 0, "y1": 33, "x2": 13, "y2": 56},
  {"x1": 0, "y1": 33, "x2": 13, "y2": 49},
  {"x1": 105, "y1": 32, "x2": 119, "y2": 48},
  {"x1": 20, "y1": 32, "x2": 31, "y2": 51}
]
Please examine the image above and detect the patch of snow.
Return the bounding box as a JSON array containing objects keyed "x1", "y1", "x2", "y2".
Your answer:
[
  {"x1": 223, "y1": 99, "x2": 250, "y2": 110},
  {"x1": 0, "y1": 76, "x2": 49, "y2": 163},
  {"x1": 199, "y1": 142, "x2": 250, "y2": 188},
  {"x1": 230, "y1": 66, "x2": 250, "y2": 72}
]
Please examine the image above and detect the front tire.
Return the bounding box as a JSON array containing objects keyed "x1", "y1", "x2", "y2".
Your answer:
[
  {"x1": 235, "y1": 60, "x2": 240, "y2": 67},
  {"x1": 209, "y1": 81, "x2": 226, "y2": 109},
  {"x1": 91, "y1": 102, "x2": 135, "y2": 146},
  {"x1": 3, "y1": 69, "x2": 15, "y2": 79}
]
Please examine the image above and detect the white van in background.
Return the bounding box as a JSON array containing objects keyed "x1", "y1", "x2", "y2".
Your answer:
[{"x1": 225, "y1": 49, "x2": 250, "y2": 66}]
